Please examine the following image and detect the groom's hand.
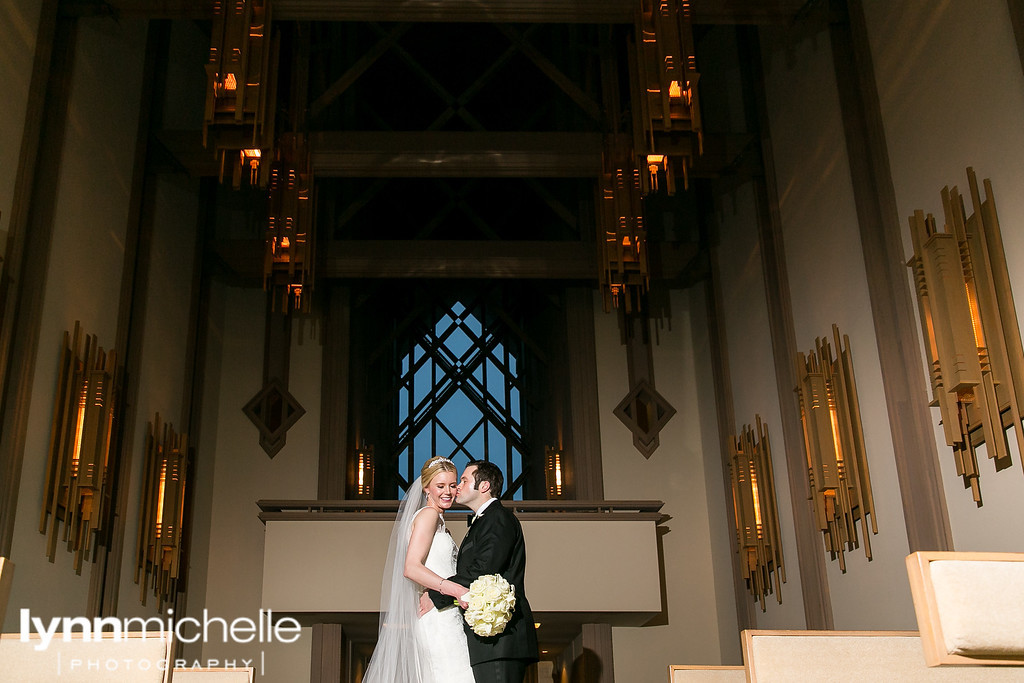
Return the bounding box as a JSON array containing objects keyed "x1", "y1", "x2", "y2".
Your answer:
[{"x1": 418, "y1": 592, "x2": 433, "y2": 617}]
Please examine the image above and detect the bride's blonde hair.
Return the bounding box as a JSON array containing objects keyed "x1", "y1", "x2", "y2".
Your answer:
[{"x1": 421, "y1": 456, "x2": 457, "y2": 487}]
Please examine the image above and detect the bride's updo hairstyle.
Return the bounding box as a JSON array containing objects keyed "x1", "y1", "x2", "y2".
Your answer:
[{"x1": 421, "y1": 456, "x2": 457, "y2": 488}]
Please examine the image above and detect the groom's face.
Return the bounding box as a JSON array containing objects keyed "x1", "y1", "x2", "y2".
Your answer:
[{"x1": 457, "y1": 465, "x2": 481, "y2": 507}]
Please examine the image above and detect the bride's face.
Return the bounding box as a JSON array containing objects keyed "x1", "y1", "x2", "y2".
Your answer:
[{"x1": 424, "y1": 470, "x2": 458, "y2": 510}]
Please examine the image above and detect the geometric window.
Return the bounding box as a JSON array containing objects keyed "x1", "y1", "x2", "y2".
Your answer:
[{"x1": 395, "y1": 300, "x2": 525, "y2": 499}]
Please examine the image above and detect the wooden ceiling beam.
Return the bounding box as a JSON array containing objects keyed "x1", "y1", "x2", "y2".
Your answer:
[
  {"x1": 210, "y1": 238, "x2": 700, "y2": 281},
  {"x1": 308, "y1": 23, "x2": 411, "y2": 121},
  {"x1": 156, "y1": 130, "x2": 753, "y2": 179},
  {"x1": 211, "y1": 239, "x2": 598, "y2": 279},
  {"x1": 309, "y1": 132, "x2": 604, "y2": 178},
  {"x1": 325, "y1": 240, "x2": 597, "y2": 279},
  {"x1": 156, "y1": 130, "x2": 604, "y2": 177},
  {"x1": 61, "y1": 0, "x2": 807, "y2": 24}
]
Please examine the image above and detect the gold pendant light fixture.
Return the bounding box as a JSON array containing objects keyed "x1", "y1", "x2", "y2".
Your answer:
[
  {"x1": 203, "y1": 0, "x2": 277, "y2": 188},
  {"x1": 264, "y1": 133, "x2": 314, "y2": 314},
  {"x1": 599, "y1": 139, "x2": 648, "y2": 313},
  {"x1": 632, "y1": 0, "x2": 702, "y2": 195}
]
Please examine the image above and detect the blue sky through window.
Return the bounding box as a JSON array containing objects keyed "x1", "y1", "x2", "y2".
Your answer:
[{"x1": 397, "y1": 302, "x2": 523, "y2": 499}]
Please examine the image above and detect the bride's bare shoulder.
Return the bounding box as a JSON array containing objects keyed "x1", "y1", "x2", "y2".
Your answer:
[{"x1": 413, "y1": 506, "x2": 440, "y2": 525}]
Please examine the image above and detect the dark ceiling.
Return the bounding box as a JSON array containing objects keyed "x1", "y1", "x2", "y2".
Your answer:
[{"x1": 61, "y1": 0, "x2": 821, "y2": 289}]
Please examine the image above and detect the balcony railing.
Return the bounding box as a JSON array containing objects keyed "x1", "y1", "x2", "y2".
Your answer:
[
  {"x1": 258, "y1": 499, "x2": 667, "y2": 630},
  {"x1": 257, "y1": 499, "x2": 665, "y2": 522}
]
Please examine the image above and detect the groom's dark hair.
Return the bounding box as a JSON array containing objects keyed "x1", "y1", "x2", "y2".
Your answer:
[{"x1": 470, "y1": 460, "x2": 503, "y2": 498}]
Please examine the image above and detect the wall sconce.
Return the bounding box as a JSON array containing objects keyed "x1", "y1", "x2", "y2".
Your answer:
[
  {"x1": 265, "y1": 133, "x2": 314, "y2": 314},
  {"x1": 544, "y1": 447, "x2": 565, "y2": 499},
  {"x1": 729, "y1": 416, "x2": 785, "y2": 611},
  {"x1": 631, "y1": 0, "x2": 702, "y2": 194},
  {"x1": 203, "y1": 0, "x2": 277, "y2": 188},
  {"x1": 796, "y1": 325, "x2": 876, "y2": 572},
  {"x1": 599, "y1": 139, "x2": 648, "y2": 313},
  {"x1": 353, "y1": 446, "x2": 374, "y2": 499},
  {"x1": 135, "y1": 414, "x2": 188, "y2": 608},
  {"x1": 40, "y1": 322, "x2": 118, "y2": 573},
  {"x1": 907, "y1": 168, "x2": 1024, "y2": 506}
]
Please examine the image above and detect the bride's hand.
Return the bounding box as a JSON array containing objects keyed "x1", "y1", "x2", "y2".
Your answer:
[
  {"x1": 417, "y1": 591, "x2": 433, "y2": 617},
  {"x1": 451, "y1": 583, "x2": 469, "y2": 609}
]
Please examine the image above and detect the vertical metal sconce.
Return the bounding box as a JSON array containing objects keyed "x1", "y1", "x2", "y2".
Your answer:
[
  {"x1": 599, "y1": 139, "x2": 648, "y2": 313},
  {"x1": 796, "y1": 325, "x2": 876, "y2": 572},
  {"x1": 135, "y1": 414, "x2": 188, "y2": 608},
  {"x1": 41, "y1": 322, "x2": 118, "y2": 573},
  {"x1": 729, "y1": 416, "x2": 785, "y2": 611},
  {"x1": 907, "y1": 168, "x2": 1024, "y2": 505},
  {"x1": 544, "y1": 447, "x2": 565, "y2": 499},
  {"x1": 631, "y1": 0, "x2": 702, "y2": 194},
  {"x1": 203, "y1": 0, "x2": 278, "y2": 188},
  {"x1": 353, "y1": 446, "x2": 375, "y2": 499}
]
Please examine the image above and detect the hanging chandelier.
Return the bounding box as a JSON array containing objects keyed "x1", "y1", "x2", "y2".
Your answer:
[
  {"x1": 264, "y1": 133, "x2": 314, "y2": 314},
  {"x1": 598, "y1": 139, "x2": 648, "y2": 313},
  {"x1": 632, "y1": 0, "x2": 702, "y2": 195},
  {"x1": 203, "y1": 0, "x2": 277, "y2": 188}
]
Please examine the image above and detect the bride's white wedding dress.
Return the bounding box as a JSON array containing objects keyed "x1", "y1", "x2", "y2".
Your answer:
[
  {"x1": 414, "y1": 509, "x2": 475, "y2": 683},
  {"x1": 363, "y1": 479, "x2": 474, "y2": 683}
]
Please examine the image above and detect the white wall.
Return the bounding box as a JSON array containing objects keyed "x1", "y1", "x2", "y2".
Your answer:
[
  {"x1": 0, "y1": 0, "x2": 41, "y2": 259},
  {"x1": 4, "y1": 15, "x2": 148, "y2": 632},
  {"x1": 863, "y1": 0, "x2": 1024, "y2": 552},
  {"x1": 701, "y1": 18, "x2": 809, "y2": 631},
  {"x1": 117, "y1": 173, "x2": 201, "y2": 619},
  {"x1": 2, "y1": 10, "x2": 212, "y2": 635},
  {"x1": 758, "y1": 21, "x2": 918, "y2": 631},
  {"x1": 713, "y1": 179, "x2": 808, "y2": 630},
  {"x1": 180, "y1": 272, "x2": 226, "y2": 665},
  {"x1": 687, "y1": 283, "x2": 747, "y2": 663},
  {"x1": 596, "y1": 290, "x2": 740, "y2": 677},
  {"x1": 192, "y1": 284, "x2": 320, "y2": 682}
]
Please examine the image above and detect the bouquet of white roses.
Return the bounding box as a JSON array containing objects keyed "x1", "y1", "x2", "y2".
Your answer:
[{"x1": 463, "y1": 574, "x2": 516, "y2": 637}]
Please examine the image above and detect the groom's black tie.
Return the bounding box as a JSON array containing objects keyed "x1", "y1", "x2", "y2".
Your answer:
[{"x1": 466, "y1": 513, "x2": 475, "y2": 527}]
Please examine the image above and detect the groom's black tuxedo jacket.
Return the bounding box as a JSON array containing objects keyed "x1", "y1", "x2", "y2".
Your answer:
[{"x1": 429, "y1": 500, "x2": 539, "y2": 666}]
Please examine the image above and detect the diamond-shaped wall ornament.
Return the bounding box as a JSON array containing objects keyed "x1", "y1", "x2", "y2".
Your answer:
[
  {"x1": 243, "y1": 377, "x2": 305, "y2": 458},
  {"x1": 614, "y1": 378, "x2": 676, "y2": 458}
]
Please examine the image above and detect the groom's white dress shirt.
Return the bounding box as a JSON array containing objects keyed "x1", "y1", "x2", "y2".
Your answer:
[{"x1": 474, "y1": 497, "x2": 498, "y2": 518}]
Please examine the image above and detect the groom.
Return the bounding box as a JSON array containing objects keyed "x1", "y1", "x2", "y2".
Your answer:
[{"x1": 426, "y1": 460, "x2": 539, "y2": 682}]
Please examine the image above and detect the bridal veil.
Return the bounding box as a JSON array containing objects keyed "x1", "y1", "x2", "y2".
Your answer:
[{"x1": 362, "y1": 477, "x2": 433, "y2": 683}]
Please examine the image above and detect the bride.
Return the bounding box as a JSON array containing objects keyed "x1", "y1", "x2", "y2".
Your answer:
[{"x1": 363, "y1": 456, "x2": 475, "y2": 682}]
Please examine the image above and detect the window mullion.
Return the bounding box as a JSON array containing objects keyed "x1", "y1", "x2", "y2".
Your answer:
[
  {"x1": 431, "y1": 340, "x2": 437, "y2": 459},
  {"x1": 393, "y1": 296, "x2": 525, "y2": 497},
  {"x1": 481, "y1": 318, "x2": 489, "y2": 464},
  {"x1": 505, "y1": 340, "x2": 513, "y2": 487}
]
